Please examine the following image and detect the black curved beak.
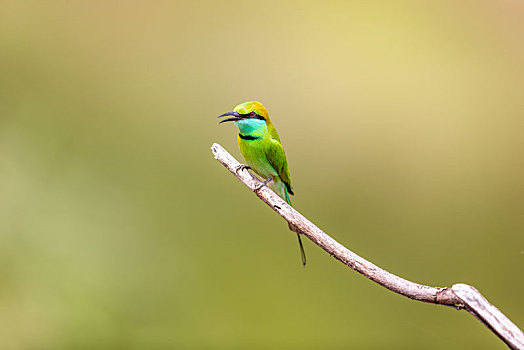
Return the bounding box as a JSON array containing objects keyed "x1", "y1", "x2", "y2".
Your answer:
[{"x1": 217, "y1": 111, "x2": 243, "y2": 124}]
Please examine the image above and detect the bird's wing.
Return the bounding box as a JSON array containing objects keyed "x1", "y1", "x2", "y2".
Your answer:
[{"x1": 267, "y1": 138, "x2": 294, "y2": 195}]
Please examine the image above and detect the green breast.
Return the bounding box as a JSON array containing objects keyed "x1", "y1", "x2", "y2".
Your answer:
[{"x1": 238, "y1": 136, "x2": 278, "y2": 179}]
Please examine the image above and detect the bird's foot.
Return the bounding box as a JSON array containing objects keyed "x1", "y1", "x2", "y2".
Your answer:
[
  {"x1": 254, "y1": 177, "x2": 272, "y2": 192},
  {"x1": 235, "y1": 164, "x2": 251, "y2": 174}
]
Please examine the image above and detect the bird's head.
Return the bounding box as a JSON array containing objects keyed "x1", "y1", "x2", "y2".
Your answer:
[{"x1": 217, "y1": 101, "x2": 271, "y2": 129}]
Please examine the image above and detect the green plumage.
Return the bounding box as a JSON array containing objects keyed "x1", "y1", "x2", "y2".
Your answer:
[
  {"x1": 238, "y1": 135, "x2": 293, "y2": 202},
  {"x1": 218, "y1": 101, "x2": 306, "y2": 266}
]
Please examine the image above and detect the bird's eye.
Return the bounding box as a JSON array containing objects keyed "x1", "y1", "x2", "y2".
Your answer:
[{"x1": 249, "y1": 112, "x2": 256, "y2": 117}]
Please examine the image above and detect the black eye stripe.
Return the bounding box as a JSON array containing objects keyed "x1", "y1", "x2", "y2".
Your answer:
[{"x1": 241, "y1": 112, "x2": 265, "y2": 120}]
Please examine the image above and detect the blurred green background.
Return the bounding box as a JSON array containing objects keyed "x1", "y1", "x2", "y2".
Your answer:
[{"x1": 1, "y1": 1, "x2": 523, "y2": 349}]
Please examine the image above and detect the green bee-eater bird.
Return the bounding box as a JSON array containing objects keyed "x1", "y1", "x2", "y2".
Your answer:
[{"x1": 218, "y1": 101, "x2": 306, "y2": 266}]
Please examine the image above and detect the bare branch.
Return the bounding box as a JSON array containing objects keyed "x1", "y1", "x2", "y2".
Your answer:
[{"x1": 211, "y1": 143, "x2": 524, "y2": 350}]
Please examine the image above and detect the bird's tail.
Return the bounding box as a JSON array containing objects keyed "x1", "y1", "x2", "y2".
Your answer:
[
  {"x1": 280, "y1": 181, "x2": 307, "y2": 267},
  {"x1": 289, "y1": 223, "x2": 307, "y2": 267}
]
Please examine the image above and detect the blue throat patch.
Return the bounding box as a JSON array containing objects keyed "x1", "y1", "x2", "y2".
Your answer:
[{"x1": 234, "y1": 119, "x2": 267, "y2": 136}]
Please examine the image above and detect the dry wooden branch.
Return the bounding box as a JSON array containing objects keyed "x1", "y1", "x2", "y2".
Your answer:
[{"x1": 211, "y1": 143, "x2": 524, "y2": 349}]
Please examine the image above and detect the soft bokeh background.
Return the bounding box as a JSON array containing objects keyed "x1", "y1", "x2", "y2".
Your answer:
[{"x1": 1, "y1": 1, "x2": 523, "y2": 349}]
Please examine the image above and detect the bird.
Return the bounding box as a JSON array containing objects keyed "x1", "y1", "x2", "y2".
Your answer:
[{"x1": 218, "y1": 101, "x2": 306, "y2": 267}]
